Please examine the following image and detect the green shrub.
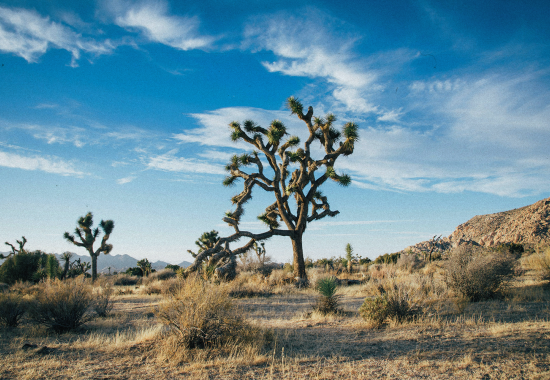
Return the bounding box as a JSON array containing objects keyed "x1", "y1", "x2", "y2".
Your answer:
[
  {"x1": 314, "y1": 276, "x2": 340, "y2": 314},
  {"x1": 373, "y1": 252, "x2": 401, "y2": 265},
  {"x1": 0, "y1": 251, "x2": 47, "y2": 284},
  {"x1": 445, "y1": 247, "x2": 517, "y2": 301},
  {"x1": 155, "y1": 275, "x2": 256, "y2": 350},
  {"x1": 28, "y1": 278, "x2": 94, "y2": 333},
  {"x1": 0, "y1": 292, "x2": 27, "y2": 327}
]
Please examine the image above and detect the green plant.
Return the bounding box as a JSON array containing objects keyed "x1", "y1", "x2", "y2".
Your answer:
[
  {"x1": 183, "y1": 97, "x2": 359, "y2": 282},
  {"x1": 359, "y1": 294, "x2": 389, "y2": 327},
  {"x1": 155, "y1": 275, "x2": 254, "y2": 350},
  {"x1": 0, "y1": 292, "x2": 27, "y2": 327},
  {"x1": 64, "y1": 212, "x2": 114, "y2": 282},
  {"x1": 28, "y1": 278, "x2": 94, "y2": 333},
  {"x1": 0, "y1": 246, "x2": 57, "y2": 284},
  {"x1": 137, "y1": 258, "x2": 152, "y2": 277},
  {"x1": 345, "y1": 243, "x2": 354, "y2": 273},
  {"x1": 314, "y1": 276, "x2": 340, "y2": 314},
  {"x1": 445, "y1": 246, "x2": 517, "y2": 301}
]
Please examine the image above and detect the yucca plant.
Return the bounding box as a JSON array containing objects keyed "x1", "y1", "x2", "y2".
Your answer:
[{"x1": 314, "y1": 276, "x2": 340, "y2": 314}]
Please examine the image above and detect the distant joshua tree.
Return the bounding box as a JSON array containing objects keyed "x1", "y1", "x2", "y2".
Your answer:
[
  {"x1": 345, "y1": 243, "x2": 354, "y2": 273},
  {"x1": 187, "y1": 230, "x2": 220, "y2": 258},
  {"x1": 137, "y1": 258, "x2": 152, "y2": 277},
  {"x1": 2, "y1": 236, "x2": 28, "y2": 259},
  {"x1": 63, "y1": 212, "x2": 114, "y2": 282},
  {"x1": 184, "y1": 96, "x2": 358, "y2": 282}
]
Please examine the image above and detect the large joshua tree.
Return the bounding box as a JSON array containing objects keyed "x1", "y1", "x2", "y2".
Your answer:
[
  {"x1": 184, "y1": 96, "x2": 358, "y2": 281},
  {"x1": 63, "y1": 212, "x2": 114, "y2": 282}
]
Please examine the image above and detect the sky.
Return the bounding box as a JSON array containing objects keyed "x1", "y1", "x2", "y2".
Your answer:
[{"x1": 1, "y1": 0, "x2": 549, "y2": 265}]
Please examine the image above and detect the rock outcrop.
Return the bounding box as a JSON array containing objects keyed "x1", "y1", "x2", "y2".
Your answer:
[{"x1": 405, "y1": 197, "x2": 550, "y2": 254}]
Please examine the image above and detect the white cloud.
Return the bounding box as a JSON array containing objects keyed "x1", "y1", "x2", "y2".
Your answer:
[
  {"x1": 108, "y1": 0, "x2": 214, "y2": 50},
  {"x1": 117, "y1": 176, "x2": 136, "y2": 184},
  {"x1": 0, "y1": 5, "x2": 114, "y2": 66},
  {"x1": 146, "y1": 150, "x2": 225, "y2": 175},
  {"x1": 0, "y1": 150, "x2": 86, "y2": 176}
]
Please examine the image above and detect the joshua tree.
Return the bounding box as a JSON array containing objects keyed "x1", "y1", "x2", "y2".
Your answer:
[
  {"x1": 187, "y1": 230, "x2": 220, "y2": 258},
  {"x1": 2, "y1": 236, "x2": 27, "y2": 259},
  {"x1": 184, "y1": 96, "x2": 358, "y2": 281},
  {"x1": 137, "y1": 258, "x2": 152, "y2": 277},
  {"x1": 60, "y1": 252, "x2": 73, "y2": 279},
  {"x1": 253, "y1": 241, "x2": 266, "y2": 267},
  {"x1": 63, "y1": 212, "x2": 114, "y2": 282},
  {"x1": 345, "y1": 243, "x2": 354, "y2": 273}
]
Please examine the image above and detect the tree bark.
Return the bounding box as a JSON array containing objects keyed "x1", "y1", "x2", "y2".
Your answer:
[
  {"x1": 90, "y1": 251, "x2": 98, "y2": 283},
  {"x1": 291, "y1": 233, "x2": 307, "y2": 281}
]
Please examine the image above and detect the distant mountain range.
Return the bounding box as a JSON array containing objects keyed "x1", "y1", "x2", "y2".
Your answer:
[{"x1": 0, "y1": 251, "x2": 191, "y2": 274}]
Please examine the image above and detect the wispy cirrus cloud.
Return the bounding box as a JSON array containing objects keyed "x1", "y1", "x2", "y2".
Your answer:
[
  {"x1": 105, "y1": 0, "x2": 215, "y2": 50},
  {"x1": 0, "y1": 5, "x2": 115, "y2": 66},
  {"x1": 146, "y1": 149, "x2": 225, "y2": 175},
  {"x1": 117, "y1": 176, "x2": 136, "y2": 184},
  {"x1": 0, "y1": 150, "x2": 87, "y2": 177}
]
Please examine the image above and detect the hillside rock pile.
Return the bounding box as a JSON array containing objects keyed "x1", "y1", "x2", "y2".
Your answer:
[{"x1": 405, "y1": 197, "x2": 550, "y2": 254}]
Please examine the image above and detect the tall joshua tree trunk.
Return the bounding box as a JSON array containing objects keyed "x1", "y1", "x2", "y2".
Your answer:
[{"x1": 291, "y1": 233, "x2": 307, "y2": 279}]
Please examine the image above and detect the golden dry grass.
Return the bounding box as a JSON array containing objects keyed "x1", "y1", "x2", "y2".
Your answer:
[{"x1": 1, "y1": 264, "x2": 549, "y2": 379}]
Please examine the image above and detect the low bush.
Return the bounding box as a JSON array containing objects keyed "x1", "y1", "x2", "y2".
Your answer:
[
  {"x1": 93, "y1": 285, "x2": 113, "y2": 317},
  {"x1": 445, "y1": 246, "x2": 517, "y2": 301},
  {"x1": 27, "y1": 278, "x2": 94, "y2": 333},
  {"x1": 396, "y1": 253, "x2": 425, "y2": 272},
  {"x1": 0, "y1": 291, "x2": 27, "y2": 327},
  {"x1": 155, "y1": 275, "x2": 259, "y2": 351},
  {"x1": 113, "y1": 274, "x2": 140, "y2": 286},
  {"x1": 359, "y1": 284, "x2": 419, "y2": 327}
]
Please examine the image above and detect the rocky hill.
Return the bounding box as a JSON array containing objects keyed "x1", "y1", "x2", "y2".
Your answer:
[{"x1": 406, "y1": 197, "x2": 550, "y2": 253}]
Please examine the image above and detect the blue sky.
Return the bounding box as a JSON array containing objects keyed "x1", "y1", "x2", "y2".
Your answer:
[{"x1": 1, "y1": 0, "x2": 549, "y2": 264}]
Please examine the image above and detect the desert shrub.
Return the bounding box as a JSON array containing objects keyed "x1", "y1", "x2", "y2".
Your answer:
[
  {"x1": 125, "y1": 267, "x2": 144, "y2": 277},
  {"x1": 149, "y1": 269, "x2": 177, "y2": 282},
  {"x1": 27, "y1": 278, "x2": 94, "y2": 333},
  {"x1": 155, "y1": 275, "x2": 257, "y2": 350},
  {"x1": 359, "y1": 284, "x2": 419, "y2": 327},
  {"x1": 0, "y1": 250, "x2": 48, "y2": 284},
  {"x1": 373, "y1": 252, "x2": 401, "y2": 265},
  {"x1": 114, "y1": 274, "x2": 140, "y2": 286},
  {"x1": 92, "y1": 285, "x2": 113, "y2": 317},
  {"x1": 444, "y1": 246, "x2": 517, "y2": 301},
  {"x1": 0, "y1": 291, "x2": 27, "y2": 327},
  {"x1": 396, "y1": 253, "x2": 425, "y2": 272},
  {"x1": 266, "y1": 269, "x2": 294, "y2": 287},
  {"x1": 314, "y1": 276, "x2": 340, "y2": 314},
  {"x1": 528, "y1": 246, "x2": 550, "y2": 281}
]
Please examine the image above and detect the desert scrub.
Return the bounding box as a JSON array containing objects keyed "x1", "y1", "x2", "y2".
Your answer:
[
  {"x1": 27, "y1": 278, "x2": 94, "y2": 333},
  {"x1": 0, "y1": 291, "x2": 27, "y2": 327},
  {"x1": 359, "y1": 284, "x2": 419, "y2": 327},
  {"x1": 445, "y1": 246, "x2": 517, "y2": 301},
  {"x1": 92, "y1": 285, "x2": 113, "y2": 317},
  {"x1": 528, "y1": 246, "x2": 550, "y2": 281},
  {"x1": 314, "y1": 276, "x2": 340, "y2": 314},
  {"x1": 155, "y1": 275, "x2": 263, "y2": 355}
]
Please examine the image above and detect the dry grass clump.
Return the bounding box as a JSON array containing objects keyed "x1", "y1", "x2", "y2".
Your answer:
[
  {"x1": 0, "y1": 291, "x2": 27, "y2": 327},
  {"x1": 155, "y1": 275, "x2": 268, "y2": 364},
  {"x1": 527, "y1": 246, "x2": 550, "y2": 281},
  {"x1": 445, "y1": 246, "x2": 517, "y2": 301},
  {"x1": 143, "y1": 269, "x2": 177, "y2": 284},
  {"x1": 27, "y1": 278, "x2": 94, "y2": 333}
]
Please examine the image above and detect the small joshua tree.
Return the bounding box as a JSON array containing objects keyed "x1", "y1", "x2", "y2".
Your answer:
[
  {"x1": 64, "y1": 212, "x2": 114, "y2": 282},
  {"x1": 60, "y1": 252, "x2": 73, "y2": 279},
  {"x1": 184, "y1": 96, "x2": 358, "y2": 282},
  {"x1": 253, "y1": 241, "x2": 266, "y2": 267},
  {"x1": 345, "y1": 243, "x2": 354, "y2": 273},
  {"x1": 137, "y1": 258, "x2": 152, "y2": 277}
]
